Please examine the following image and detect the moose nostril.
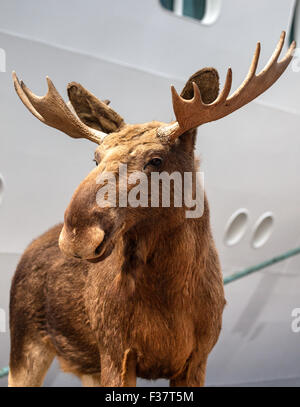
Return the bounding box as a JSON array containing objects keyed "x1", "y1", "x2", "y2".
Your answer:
[
  {"x1": 94, "y1": 230, "x2": 106, "y2": 257},
  {"x1": 95, "y1": 236, "x2": 107, "y2": 257},
  {"x1": 95, "y1": 242, "x2": 104, "y2": 256}
]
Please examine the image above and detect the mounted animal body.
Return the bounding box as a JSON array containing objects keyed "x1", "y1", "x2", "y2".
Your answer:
[{"x1": 9, "y1": 33, "x2": 295, "y2": 386}]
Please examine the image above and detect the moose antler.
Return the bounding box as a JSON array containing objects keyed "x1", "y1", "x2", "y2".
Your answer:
[
  {"x1": 12, "y1": 72, "x2": 107, "y2": 144},
  {"x1": 159, "y1": 31, "x2": 296, "y2": 140}
]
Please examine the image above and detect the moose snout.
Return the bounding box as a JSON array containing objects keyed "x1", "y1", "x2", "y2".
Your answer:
[{"x1": 59, "y1": 224, "x2": 105, "y2": 260}]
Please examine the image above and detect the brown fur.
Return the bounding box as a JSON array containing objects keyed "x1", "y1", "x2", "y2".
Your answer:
[
  {"x1": 121, "y1": 349, "x2": 137, "y2": 387},
  {"x1": 9, "y1": 69, "x2": 225, "y2": 387}
]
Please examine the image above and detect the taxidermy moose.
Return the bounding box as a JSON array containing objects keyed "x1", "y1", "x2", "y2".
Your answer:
[{"x1": 9, "y1": 32, "x2": 294, "y2": 387}]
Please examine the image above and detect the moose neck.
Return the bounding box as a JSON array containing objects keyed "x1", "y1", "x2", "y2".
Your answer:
[{"x1": 121, "y1": 195, "x2": 211, "y2": 297}]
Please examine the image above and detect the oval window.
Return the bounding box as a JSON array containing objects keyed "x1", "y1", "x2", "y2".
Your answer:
[
  {"x1": 252, "y1": 212, "x2": 274, "y2": 249},
  {"x1": 224, "y1": 209, "x2": 249, "y2": 246}
]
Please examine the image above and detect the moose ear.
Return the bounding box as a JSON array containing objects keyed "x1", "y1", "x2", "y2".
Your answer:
[
  {"x1": 180, "y1": 67, "x2": 220, "y2": 103},
  {"x1": 177, "y1": 68, "x2": 219, "y2": 153},
  {"x1": 67, "y1": 82, "x2": 125, "y2": 134}
]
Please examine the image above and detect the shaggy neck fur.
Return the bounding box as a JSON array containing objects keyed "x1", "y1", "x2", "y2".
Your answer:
[{"x1": 118, "y1": 191, "x2": 211, "y2": 303}]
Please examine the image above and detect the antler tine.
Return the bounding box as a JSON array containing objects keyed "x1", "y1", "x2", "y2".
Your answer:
[
  {"x1": 171, "y1": 85, "x2": 186, "y2": 107},
  {"x1": 272, "y1": 36, "x2": 296, "y2": 78},
  {"x1": 261, "y1": 31, "x2": 285, "y2": 74},
  {"x1": 13, "y1": 71, "x2": 45, "y2": 123},
  {"x1": 228, "y1": 32, "x2": 294, "y2": 104},
  {"x1": 214, "y1": 68, "x2": 232, "y2": 104},
  {"x1": 171, "y1": 85, "x2": 189, "y2": 129},
  {"x1": 20, "y1": 75, "x2": 80, "y2": 131},
  {"x1": 250, "y1": 32, "x2": 295, "y2": 92},
  {"x1": 228, "y1": 42, "x2": 261, "y2": 101},
  {"x1": 159, "y1": 31, "x2": 295, "y2": 141},
  {"x1": 280, "y1": 39, "x2": 297, "y2": 65},
  {"x1": 246, "y1": 42, "x2": 261, "y2": 80},
  {"x1": 12, "y1": 72, "x2": 106, "y2": 144},
  {"x1": 191, "y1": 82, "x2": 203, "y2": 104}
]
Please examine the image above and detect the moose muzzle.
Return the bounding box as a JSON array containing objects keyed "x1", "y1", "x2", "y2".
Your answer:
[{"x1": 59, "y1": 224, "x2": 105, "y2": 260}]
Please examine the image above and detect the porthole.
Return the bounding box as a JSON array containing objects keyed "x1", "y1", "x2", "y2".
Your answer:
[
  {"x1": 252, "y1": 212, "x2": 274, "y2": 249},
  {"x1": 224, "y1": 209, "x2": 249, "y2": 246},
  {"x1": 159, "y1": 0, "x2": 222, "y2": 25}
]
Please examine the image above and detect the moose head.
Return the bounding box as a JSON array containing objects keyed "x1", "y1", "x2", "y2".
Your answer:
[{"x1": 13, "y1": 32, "x2": 295, "y2": 261}]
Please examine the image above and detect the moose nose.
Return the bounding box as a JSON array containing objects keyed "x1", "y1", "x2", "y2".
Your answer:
[{"x1": 58, "y1": 225, "x2": 105, "y2": 260}]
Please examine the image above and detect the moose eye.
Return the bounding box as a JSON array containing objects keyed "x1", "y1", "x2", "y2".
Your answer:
[{"x1": 144, "y1": 157, "x2": 163, "y2": 170}]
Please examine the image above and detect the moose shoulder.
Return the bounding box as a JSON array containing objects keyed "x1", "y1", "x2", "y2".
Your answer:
[{"x1": 9, "y1": 33, "x2": 295, "y2": 387}]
